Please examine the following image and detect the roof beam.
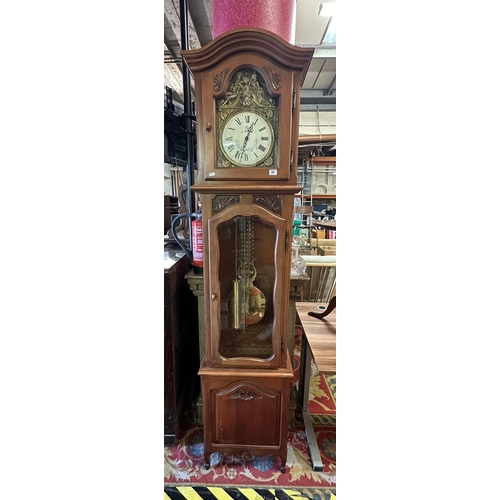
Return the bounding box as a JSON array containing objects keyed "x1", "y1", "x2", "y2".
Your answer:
[
  {"x1": 296, "y1": 44, "x2": 336, "y2": 58},
  {"x1": 188, "y1": 0, "x2": 213, "y2": 46},
  {"x1": 164, "y1": 0, "x2": 203, "y2": 104},
  {"x1": 325, "y1": 74, "x2": 336, "y2": 96},
  {"x1": 164, "y1": 0, "x2": 202, "y2": 51},
  {"x1": 164, "y1": 12, "x2": 182, "y2": 59},
  {"x1": 300, "y1": 103, "x2": 336, "y2": 112},
  {"x1": 300, "y1": 89, "x2": 336, "y2": 104}
]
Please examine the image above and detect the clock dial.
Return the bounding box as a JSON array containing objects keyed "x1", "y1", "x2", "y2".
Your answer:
[{"x1": 221, "y1": 110, "x2": 275, "y2": 167}]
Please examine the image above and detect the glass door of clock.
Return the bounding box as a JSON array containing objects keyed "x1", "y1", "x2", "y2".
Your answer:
[
  {"x1": 204, "y1": 62, "x2": 294, "y2": 182},
  {"x1": 209, "y1": 205, "x2": 287, "y2": 368}
]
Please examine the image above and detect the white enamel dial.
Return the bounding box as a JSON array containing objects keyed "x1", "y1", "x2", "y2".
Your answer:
[{"x1": 220, "y1": 110, "x2": 275, "y2": 167}]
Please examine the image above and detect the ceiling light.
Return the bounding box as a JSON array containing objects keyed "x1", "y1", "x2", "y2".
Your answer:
[{"x1": 318, "y1": 2, "x2": 336, "y2": 17}]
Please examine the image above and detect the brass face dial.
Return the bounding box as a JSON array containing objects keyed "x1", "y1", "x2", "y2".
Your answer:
[{"x1": 220, "y1": 110, "x2": 275, "y2": 167}]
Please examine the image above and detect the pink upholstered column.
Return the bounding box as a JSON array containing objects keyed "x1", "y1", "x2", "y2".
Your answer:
[{"x1": 212, "y1": 0, "x2": 296, "y2": 43}]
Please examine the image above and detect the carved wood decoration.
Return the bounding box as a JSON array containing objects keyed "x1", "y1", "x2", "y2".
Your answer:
[
  {"x1": 253, "y1": 195, "x2": 282, "y2": 215},
  {"x1": 229, "y1": 389, "x2": 263, "y2": 400},
  {"x1": 212, "y1": 195, "x2": 240, "y2": 213},
  {"x1": 217, "y1": 380, "x2": 278, "y2": 399},
  {"x1": 263, "y1": 67, "x2": 281, "y2": 91},
  {"x1": 214, "y1": 67, "x2": 231, "y2": 92}
]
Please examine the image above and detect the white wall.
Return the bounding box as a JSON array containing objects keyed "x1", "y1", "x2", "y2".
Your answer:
[
  {"x1": 299, "y1": 110, "x2": 336, "y2": 136},
  {"x1": 164, "y1": 163, "x2": 172, "y2": 195}
]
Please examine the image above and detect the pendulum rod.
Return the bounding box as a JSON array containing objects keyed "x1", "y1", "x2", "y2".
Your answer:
[{"x1": 232, "y1": 219, "x2": 240, "y2": 329}]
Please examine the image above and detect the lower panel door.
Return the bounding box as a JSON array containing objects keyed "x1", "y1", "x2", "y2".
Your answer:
[{"x1": 212, "y1": 379, "x2": 281, "y2": 446}]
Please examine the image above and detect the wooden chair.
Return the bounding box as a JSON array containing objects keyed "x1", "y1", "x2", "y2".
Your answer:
[{"x1": 302, "y1": 255, "x2": 336, "y2": 302}]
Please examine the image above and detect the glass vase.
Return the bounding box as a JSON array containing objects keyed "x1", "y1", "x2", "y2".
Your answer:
[{"x1": 290, "y1": 245, "x2": 307, "y2": 277}]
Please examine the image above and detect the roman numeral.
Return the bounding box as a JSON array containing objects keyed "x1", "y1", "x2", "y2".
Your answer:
[
  {"x1": 235, "y1": 150, "x2": 241, "y2": 159},
  {"x1": 245, "y1": 115, "x2": 250, "y2": 123},
  {"x1": 258, "y1": 144, "x2": 266, "y2": 152},
  {"x1": 244, "y1": 153, "x2": 249, "y2": 161},
  {"x1": 235, "y1": 117, "x2": 241, "y2": 125},
  {"x1": 228, "y1": 127, "x2": 235, "y2": 131},
  {"x1": 225, "y1": 136, "x2": 233, "y2": 141},
  {"x1": 259, "y1": 127, "x2": 266, "y2": 132},
  {"x1": 254, "y1": 152, "x2": 259, "y2": 158},
  {"x1": 228, "y1": 144, "x2": 235, "y2": 152},
  {"x1": 261, "y1": 137, "x2": 269, "y2": 141}
]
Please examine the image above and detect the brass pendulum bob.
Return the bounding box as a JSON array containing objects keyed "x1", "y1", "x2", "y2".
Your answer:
[
  {"x1": 229, "y1": 260, "x2": 266, "y2": 328},
  {"x1": 243, "y1": 262, "x2": 266, "y2": 325}
]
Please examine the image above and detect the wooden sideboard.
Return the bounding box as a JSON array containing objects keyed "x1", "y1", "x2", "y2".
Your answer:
[{"x1": 164, "y1": 251, "x2": 200, "y2": 445}]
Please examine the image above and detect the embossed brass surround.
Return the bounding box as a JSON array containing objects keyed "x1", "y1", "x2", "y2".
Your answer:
[{"x1": 217, "y1": 68, "x2": 279, "y2": 169}]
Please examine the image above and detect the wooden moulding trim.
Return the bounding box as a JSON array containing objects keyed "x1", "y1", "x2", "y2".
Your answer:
[
  {"x1": 199, "y1": 351, "x2": 293, "y2": 377},
  {"x1": 306, "y1": 156, "x2": 336, "y2": 166},
  {"x1": 303, "y1": 194, "x2": 336, "y2": 199},
  {"x1": 299, "y1": 134, "x2": 336, "y2": 145},
  {"x1": 210, "y1": 444, "x2": 281, "y2": 452},
  {"x1": 192, "y1": 184, "x2": 303, "y2": 195},
  {"x1": 181, "y1": 28, "x2": 314, "y2": 85},
  {"x1": 198, "y1": 367, "x2": 294, "y2": 378}
]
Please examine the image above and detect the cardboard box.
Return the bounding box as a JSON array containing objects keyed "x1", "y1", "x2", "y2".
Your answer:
[
  {"x1": 311, "y1": 228, "x2": 326, "y2": 239},
  {"x1": 318, "y1": 245, "x2": 336, "y2": 256},
  {"x1": 310, "y1": 238, "x2": 336, "y2": 248}
]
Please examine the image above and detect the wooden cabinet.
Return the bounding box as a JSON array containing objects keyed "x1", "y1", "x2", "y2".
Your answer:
[
  {"x1": 182, "y1": 28, "x2": 313, "y2": 472},
  {"x1": 199, "y1": 364, "x2": 292, "y2": 467},
  {"x1": 164, "y1": 195, "x2": 179, "y2": 235},
  {"x1": 164, "y1": 251, "x2": 200, "y2": 444}
]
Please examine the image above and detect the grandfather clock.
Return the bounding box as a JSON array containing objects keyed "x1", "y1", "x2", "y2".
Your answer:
[{"x1": 182, "y1": 28, "x2": 313, "y2": 473}]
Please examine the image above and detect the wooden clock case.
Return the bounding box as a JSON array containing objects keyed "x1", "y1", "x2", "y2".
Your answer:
[{"x1": 182, "y1": 28, "x2": 313, "y2": 473}]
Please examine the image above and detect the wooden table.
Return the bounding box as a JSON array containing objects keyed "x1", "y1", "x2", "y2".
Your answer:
[
  {"x1": 313, "y1": 220, "x2": 336, "y2": 229},
  {"x1": 296, "y1": 302, "x2": 336, "y2": 471}
]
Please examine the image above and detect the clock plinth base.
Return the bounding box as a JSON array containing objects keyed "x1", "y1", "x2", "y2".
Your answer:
[{"x1": 199, "y1": 354, "x2": 293, "y2": 472}]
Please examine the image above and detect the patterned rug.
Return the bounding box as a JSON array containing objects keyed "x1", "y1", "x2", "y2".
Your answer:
[
  {"x1": 164, "y1": 326, "x2": 336, "y2": 490},
  {"x1": 164, "y1": 422, "x2": 335, "y2": 488}
]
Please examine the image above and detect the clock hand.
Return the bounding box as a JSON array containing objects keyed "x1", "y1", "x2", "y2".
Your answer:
[
  {"x1": 241, "y1": 137, "x2": 249, "y2": 152},
  {"x1": 242, "y1": 123, "x2": 255, "y2": 152}
]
